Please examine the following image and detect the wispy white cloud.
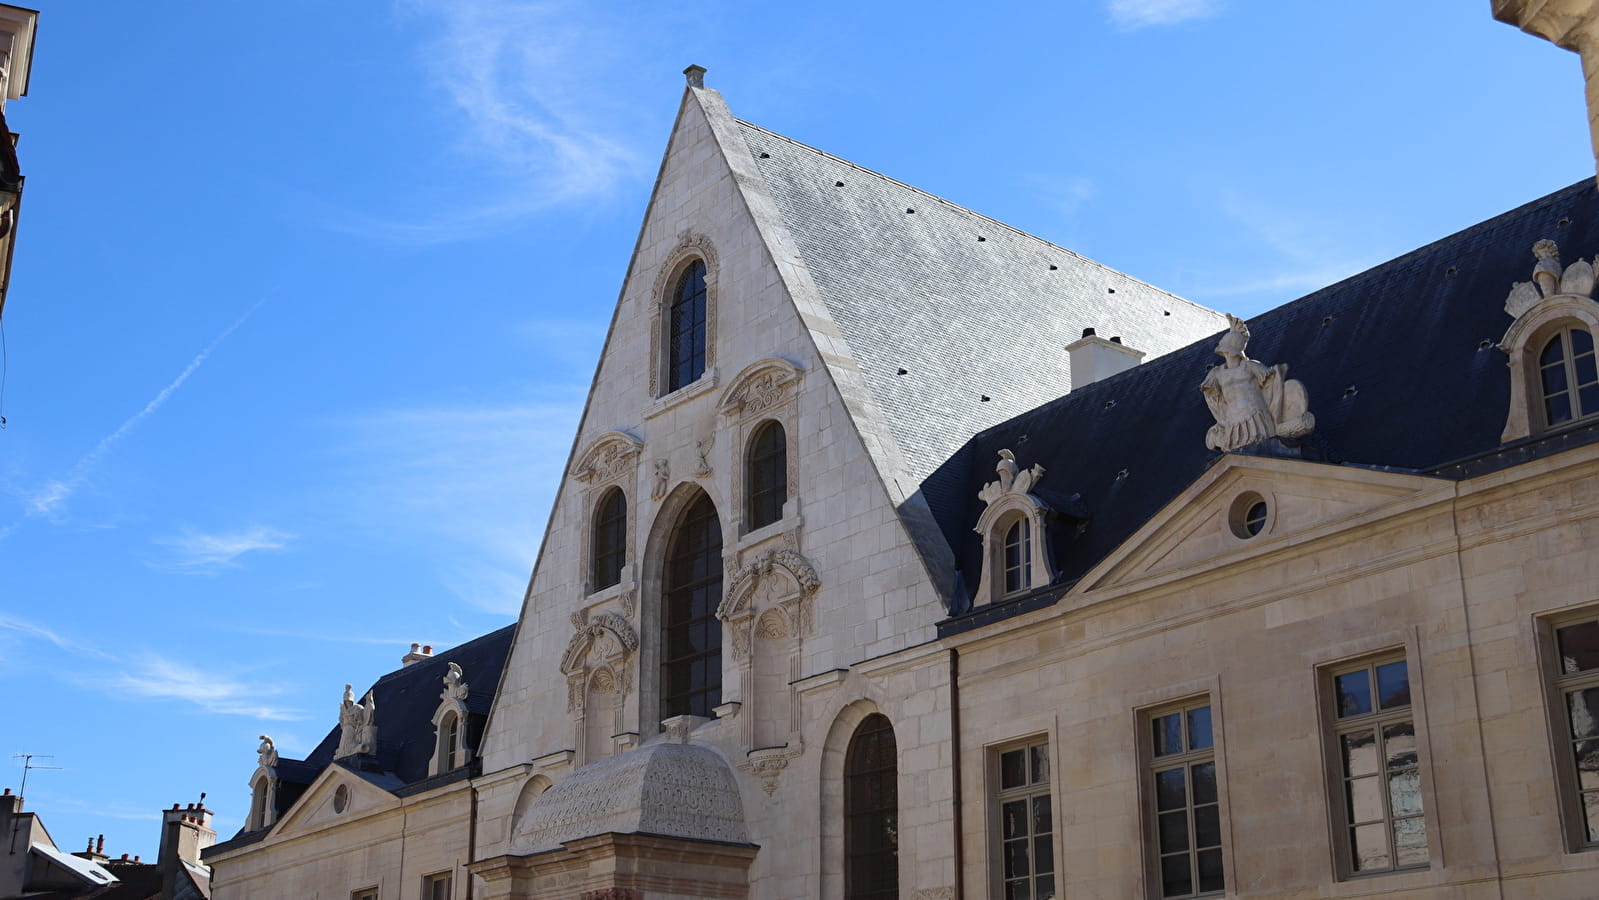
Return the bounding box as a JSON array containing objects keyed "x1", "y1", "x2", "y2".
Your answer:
[
  {"x1": 108, "y1": 655, "x2": 307, "y2": 721},
  {"x1": 150, "y1": 526, "x2": 295, "y2": 575},
  {"x1": 0, "y1": 614, "x2": 116, "y2": 661},
  {"x1": 320, "y1": 0, "x2": 646, "y2": 244},
  {"x1": 334, "y1": 392, "x2": 585, "y2": 615},
  {"x1": 1180, "y1": 189, "x2": 1374, "y2": 306},
  {"x1": 1109, "y1": 0, "x2": 1223, "y2": 30},
  {"x1": 19, "y1": 300, "x2": 265, "y2": 524}
]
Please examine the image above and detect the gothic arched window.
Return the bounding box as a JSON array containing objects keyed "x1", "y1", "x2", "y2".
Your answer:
[
  {"x1": 845, "y1": 713, "x2": 899, "y2": 900},
  {"x1": 661, "y1": 492, "x2": 723, "y2": 720},
  {"x1": 745, "y1": 420, "x2": 787, "y2": 531},
  {"x1": 667, "y1": 260, "x2": 708, "y2": 392},
  {"x1": 592, "y1": 487, "x2": 627, "y2": 590},
  {"x1": 1539, "y1": 326, "x2": 1599, "y2": 428},
  {"x1": 1002, "y1": 517, "x2": 1031, "y2": 595}
]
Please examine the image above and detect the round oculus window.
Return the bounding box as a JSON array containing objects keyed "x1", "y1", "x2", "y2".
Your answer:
[
  {"x1": 1228, "y1": 492, "x2": 1269, "y2": 539},
  {"x1": 333, "y1": 784, "x2": 350, "y2": 814}
]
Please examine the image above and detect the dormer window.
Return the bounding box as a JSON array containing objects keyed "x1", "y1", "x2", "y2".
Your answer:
[
  {"x1": 429, "y1": 663, "x2": 472, "y2": 776},
  {"x1": 1538, "y1": 326, "x2": 1598, "y2": 427},
  {"x1": 668, "y1": 260, "x2": 708, "y2": 392},
  {"x1": 439, "y1": 711, "x2": 460, "y2": 771},
  {"x1": 973, "y1": 449, "x2": 1055, "y2": 605}
]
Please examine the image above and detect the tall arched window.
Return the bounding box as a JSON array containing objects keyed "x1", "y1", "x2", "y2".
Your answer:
[
  {"x1": 668, "y1": 261, "x2": 708, "y2": 392},
  {"x1": 1539, "y1": 326, "x2": 1599, "y2": 427},
  {"x1": 438, "y1": 712, "x2": 459, "y2": 771},
  {"x1": 746, "y1": 420, "x2": 787, "y2": 531},
  {"x1": 845, "y1": 713, "x2": 899, "y2": 900},
  {"x1": 592, "y1": 488, "x2": 627, "y2": 590},
  {"x1": 1002, "y1": 517, "x2": 1031, "y2": 595},
  {"x1": 661, "y1": 492, "x2": 723, "y2": 720}
]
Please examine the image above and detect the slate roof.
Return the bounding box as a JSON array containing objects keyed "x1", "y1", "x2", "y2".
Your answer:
[
  {"x1": 929, "y1": 177, "x2": 1599, "y2": 613},
  {"x1": 736, "y1": 120, "x2": 1227, "y2": 486}
]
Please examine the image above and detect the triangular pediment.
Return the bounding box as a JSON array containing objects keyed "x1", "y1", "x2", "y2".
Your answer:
[
  {"x1": 1077, "y1": 454, "x2": 1450, "y2": 593},
  {"x1": 267, "y1": 763, "x2": 400, "y2": 839}
]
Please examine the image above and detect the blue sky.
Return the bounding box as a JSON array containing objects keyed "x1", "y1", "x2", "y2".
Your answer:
[{"x1": 0, "y1": 0, "x2": 1588, "y2": 857}]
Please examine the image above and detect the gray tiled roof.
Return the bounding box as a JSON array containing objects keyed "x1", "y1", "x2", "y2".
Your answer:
[{"x1": 737, "y1": 120, "x2": 1226, "y2": 486}]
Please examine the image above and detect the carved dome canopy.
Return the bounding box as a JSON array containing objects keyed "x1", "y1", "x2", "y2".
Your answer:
[{"x1": 510, "y1": 742, "x2": 749, "y2": 852}]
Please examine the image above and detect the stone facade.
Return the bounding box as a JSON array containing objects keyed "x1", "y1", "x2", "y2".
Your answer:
[{"x1": 208, "y1": 15, "x2": 1599, "y2": 899}]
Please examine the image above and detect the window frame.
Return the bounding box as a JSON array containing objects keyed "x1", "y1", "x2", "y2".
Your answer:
[
  {"x1": 1536, "y1": 325, "x2": 1599, "y2": 430},
  {"x1": 590, "y1": 486, "x2": 628, "y2": 592},
  {"x1": 421, "y1": 871, "x2": 452, "y2": 900},
  {"x1": 351, "y1": 888, "x2": 378, "y2": 900},
  {"x1": 744, "y1": 419, "x2": 788, "y2": 533},
  {"x1": 1321, "y1": 651, "x2": 1431, "y2": 879},
  {"x1": 844, "y1": 713, "x2": 899, "y2": 900},
  {"x1": 665, "y1": 259, "x2": 709, "y2": 394},
  {"x1": 1141, "y1": 698, "x2": 1224, "y2": 899},
  {"x1": 989, "y1": 735, "x2": 1056, "y2": 900},
  {"x1": 1541, "y1": 607, "x2": 1599, "y2": 851},
  {"x1": 659, "y1": 492, "x2": 724, "y2": 721}
]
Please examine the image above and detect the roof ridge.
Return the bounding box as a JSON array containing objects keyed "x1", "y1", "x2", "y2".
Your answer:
[
  {"x1": 733, "y1": 117, "x2": 1213, "y2": 317},
  {"x1": 373, "y1": 623, "x2": 515, "y2": 685}
]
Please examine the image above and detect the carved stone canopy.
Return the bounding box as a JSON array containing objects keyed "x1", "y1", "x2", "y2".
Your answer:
[
  {"x1": 717, "y1": 548, "x2": 820, "y2": 622},
  {"x1": 718, "y1": 358, "x2": 804, "y2": 418},
  {"x1": 560, "y1": 609, "x2": 639, "y2": 676},
  {"x1": 1199, "y1": 314, "x2": 1315, "y2": 452},
  {"x1": 1507, "y1": 238, "x2": 1595, "y2": 318}
]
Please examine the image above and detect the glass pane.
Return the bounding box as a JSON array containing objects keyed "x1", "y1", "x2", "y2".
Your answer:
[
  {"x1": 1001, "y1": 749, "x2": 1027, "y2": 789},
  {"x1": 1576, "y1": 740, "x2": 1599, "y2": 790},
  {"x1": 1575, "y1": 346, "x2": 1599, "y2": 385},
  {"x1": 1341, "y1": 729, "x2": 1379, "y2": 777},
  {"x1": 1543, "y1": 359, "x2": 1570, "y2": 393},
  {"x1": 1335, "y1": 670, "x2": 1372, "y2": 718},
  {"x1": 1558, "y1": 621, "x2": 1599, "y2": 674},
  {"x1": 1003, "y1": 799, "x2": 1029, "y2": 840},
  {"x1": 1194, "y1": 804, "x2": 1220, "y2": 849},
  {"x1": 1581, "y1": 383, "x2": 1599, "y2": 418},
  {"x1": 1187, "y1": 706, "x2": 1213, "y2": 751},
  {"x1": 1350, "y1": 822, "x2": 1390, "y2": 872},
  {"x1": 1156, "y1": 767, "x2": 1187, "y2": 811},
  {"x1": 1030, "y1": 743, "x2": 1050, "y2": 785},
  {"x1": 1197, "y1": 848, "x2": 1224, "y2": 893},
  {"x1": 1153, "y1": 713, "x2": 1183, "y2": 756},
  {"x1": 1160, "y1": 853, "x2": 1192, "y2": 898},
  {"x1": 1032, "y1": 795, "x2": 1052, "y2": 836},
  {"x1": 1574, "y1": 328, "x2": 1596, "y2": 355},
  {"x1": 1191, "y1": 762, "x2": 1217, "y2": 805},
  {"x1": 1158, "y1": 811, "x2": 1189, "y2": 853},
  {"x1": 1376, "y1": 661, "x2": 1410, "y2": 710},
  {"x1": 1034, "y1": 874, "x2": 1055, "y2": 900},
  {"x1": 1033, "y1": 834, "x2": 1054, "y2": 876},
  {"x1": 1569, "y1": 688, "x2": 1599, "y2": 739},
  {"x1": 1393, "y1": 815, "x2": 1428, "y2": 867},
  {"x1": 1004, "y1": 837, "x2": 1030, "y2": 879},
  {"x1": 1543, "y1": 334, "x2": 1567, "y2": 366},
  {"x1": 1383, "y1": 721, "x2": 1418, "y2": 769},
  {"x1": 1389, "y1": 769, "x2": 1424, "y2": 817},
  {"x1": 1548, "y1": 392, "x2": 1574, "y2": 425},
  {"x1": 1004, "y1": 880, "x2": 1031, "y2": 900},
  {"x1": 1347, "y1": 775, "x2": 1384, "y2": 823},
  {"x1": 1582, "y1": 791, "x2": 1599, "y2": 843}
]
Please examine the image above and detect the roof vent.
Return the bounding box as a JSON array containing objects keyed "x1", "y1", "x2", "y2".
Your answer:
[
  {"x1": 1049, "y1": 264, "x2": 1058, "y2": 271},
  {"x1": 1066, "y1": 331, "x2": 1145, "y2": 389},
  {"x1": 834, "y1": 181, "x2": 844, "y2": 187}
]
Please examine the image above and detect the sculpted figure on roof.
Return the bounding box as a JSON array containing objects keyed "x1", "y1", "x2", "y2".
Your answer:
[
  {"x1": 1200, "y1": 315, "x2": 1315, "y2": 452},
  {"x1": 336, "y1": 683, "x2": 377, "y2": 758},
  {"x1": 257, "y1": 735, "x2": 278, "y2": 769}
]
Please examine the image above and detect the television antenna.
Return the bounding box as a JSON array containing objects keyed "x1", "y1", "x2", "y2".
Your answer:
[{"x1": 13, "y1": 753, "x2": 61, "y2": 799}]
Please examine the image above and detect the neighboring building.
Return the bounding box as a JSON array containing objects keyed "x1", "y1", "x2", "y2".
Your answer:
[
  {"x1": 206, "y1": 11, "x2": 1599, "y2": 900},
  {"x1": 0, "y1": 3, "x2": 35, "y2": 322},
  {"x1": 0, "y1": 789, "x2": 214, "y2": 899}
]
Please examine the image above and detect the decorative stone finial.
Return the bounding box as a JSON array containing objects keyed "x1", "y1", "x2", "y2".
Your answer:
[
  {"x1": 442, "y1": 662, "x2": 468, "y2": 702},
  {"x1": 1199, "y1": 315, "x2": 1314, "y2": 452},
  {"x1": 978, "y1": 449, "x2": 1043, "y2": 506},
  {"x1": 684, "y1": 65, "x2": 706, "y2": 89},
  {"x1": 1506, "y1": 238, "x2": 1596, "y2": 317},
  {"x1": 256, "y1": 735, "x2": 278, "y2": 769},
  {"x1": 336, "y1": 686, "x2": 377, "y2": 759}
]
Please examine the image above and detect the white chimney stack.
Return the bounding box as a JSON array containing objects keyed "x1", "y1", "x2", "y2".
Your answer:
[{"x1": 1066, "y1": 328, "x2": 1144, "y2": 388}]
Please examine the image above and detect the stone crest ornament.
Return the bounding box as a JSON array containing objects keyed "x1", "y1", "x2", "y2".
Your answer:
[
  {"x1": 977, "y1": 449, "x2": 1043, "y2": 506},
  {"x1": 336, "y1": 684, "x2": 377, "y2": 758},
  {"x1": 560, "y1": 608, "x2": 639, "y2": 675},
  {"x1": 719, "y1": 358, "x2": 803, "y2": 419},
  {"x1": 571, "y1": 431, "x2": 644, "y2": 485},
  {"x1": 1200, "y1": 315, "x2": 1315, "y2": 452},
  {"x1": 1506, "y1": 238, "x2": 1596, "y2": 318},
  {"x1": 256, "y1": 735, "x2": 278, "y2": 769},
  {"x1": 442, "y1": 662, "x2": 468, "y2": 702}
]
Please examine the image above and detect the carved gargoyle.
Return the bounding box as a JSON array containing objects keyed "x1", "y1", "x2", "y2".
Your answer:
[
  {"x1": 1200, "y1": 315, "x2": 1314, "y2": 452},
  {"x1": 1506, "y1": 239, "x2": 1596, "y2": 318}
]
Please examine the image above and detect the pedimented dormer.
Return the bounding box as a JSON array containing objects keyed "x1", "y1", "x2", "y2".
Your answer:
[
  {"x1": 429, "y1": 663, "x2": 473, "y2": 776},
  {"x1": 1500, "y1": 239, "x2": 1599, "y2": 441},
  {"x1": 973, "y1": 450, "x2": 1057, "y2": 604},
  {"x1": 1079, "y1": 455, "x2": 1450, "y2": 594}
]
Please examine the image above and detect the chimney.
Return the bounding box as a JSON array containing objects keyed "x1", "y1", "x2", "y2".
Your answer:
[
  {"x1": 72, "y1": 834, "x2": 109, "y2": 865},
  {"x1": 401, "y1": 642, "x2": 434, "y2": 667},
  {"x1": 0, "y1": 787, "x2": 18, "y2": 817},
  {"x1": 1066, "y1": 328, "x2": 1145, "y2": 388},
  {"x1": 159, "y1": 801, "x2": 215, "y2": 897}
]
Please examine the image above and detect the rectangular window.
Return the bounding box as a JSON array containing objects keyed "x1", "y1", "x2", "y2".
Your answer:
[
  {"x1": 993, "y1": 738, "x2": 1054, "y2": 900},
  {"x1": 422, "y1": 872, "x2": 452, "y2": 900},
  {"x1": 351, "y1": 890, "x2": 377, "y2": 900},
  {"x1": 1328, "y1": 654, "x2": 1427, "y2": 875},
  {"x1": 1551, "y1": 613, "x2": 1599, "y2": 847},
  {"x1": 1146, "y1": 700, "x2": 1223, "y2": 898}
]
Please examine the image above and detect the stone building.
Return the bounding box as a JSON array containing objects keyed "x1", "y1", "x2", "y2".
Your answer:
[{"x1": 206, "y1": 8, "x2": 1599, "y2": 899}]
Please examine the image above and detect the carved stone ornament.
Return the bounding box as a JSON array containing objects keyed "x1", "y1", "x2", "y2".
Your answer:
[
  {"x1": 718, "y1": 358, "x2": 803, "y2": 418},
  {"x1": 560, "y1": 608, "x2": 639, "y2": 676},
  {"x1": 336, "y1": 684, "x2": 377, "y2": 759},
  {"x1": 737, "y1": 743, "x2": 804, "y2": 797},
  {"x1": 571, "y1": 431, "x2": 644, "y2": 484},
  {"x1": 1507, "y1": 239, "x2": 1596, "y2": 318},
  {"x1": 651, "y1": 458, "x2": 670, "y2": 500},
  {"x1": 977, "y1": 448, "x2": 1043, "y2": 507},
  {"x1": 695, "y1": 435, "x2": 714, "y2": 478},
  {"x1": 441, "y1": 662, "x2": 468, "y2": 702},
  {"x1": 1200, "y1": 314, "x2": 1315, "y2": 452},
  {"x1": 256, "y1": 735, "x2": 278, "y2": 769},
  {"x1": 719, "y1": 550, "x2": 820, "y2": 621}
]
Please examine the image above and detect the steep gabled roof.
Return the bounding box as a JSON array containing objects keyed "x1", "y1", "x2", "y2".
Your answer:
[
  {"x1": 736, "y1": 119, "x2": 1226, "y2": 486},
  {"x1": 931, "y1": 176, "x2": 1599, "y2": 613}
]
